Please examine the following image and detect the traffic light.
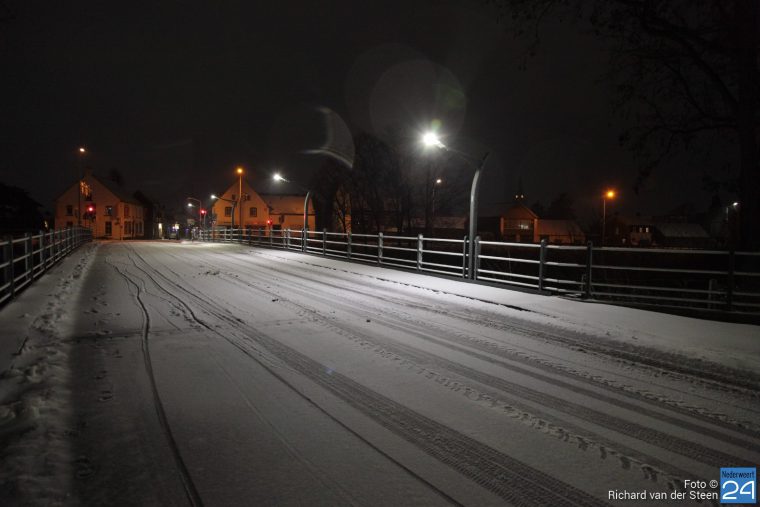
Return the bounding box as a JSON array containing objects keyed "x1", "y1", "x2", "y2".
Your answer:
[
  {"x1": 200, "y1": 209, "x2": 207, "y2": 216},
  {"x1": 266, "y1": 219, "x2": 273, "y2": 226},
  {"x1": 85, "y1": 204, "x2": 96, "y2": 220}
]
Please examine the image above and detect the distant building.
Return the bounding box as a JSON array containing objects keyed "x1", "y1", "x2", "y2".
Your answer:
[
  {"x1": 210, "y1": 177, "x2": 315, "y2": 232},
  {"x1": 54, "y1": 169, "x2": 145, "y2": 239},
  {"x1": 534, "y1": 219, "x2": 586, "y2": 245},
  {"x1": 651, "y1": 222, "x2": 712, "y2": 248},
  {"x1": 492, "y1": 204, "x2": 586, "y2": 244},
  {"x1": 606, "y1": 215, "x2": 712, "y2": 248},
  {"x1": 260, "y1": 193, "x2": 317, "y2": 231},
  {"x1": 500, "y1": 204, "x2": 538, "y2": 243}
]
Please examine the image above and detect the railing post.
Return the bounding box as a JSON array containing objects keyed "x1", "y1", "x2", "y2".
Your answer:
[
  {"x1": 474, "y1": 236, "x2": 481, "y2": 280},
  {"x1": 4, "y1": 236, "x2": 14, "y2": 298},
  {"x1": 462, "y1": 236, "x2": 468, "y2": 278},
  {"x1": 39, "y1": 230, "x2": 46, "y2": 272},
  {"x1": 25, "y1": 233, "x2": 32, "y2": 284},
  {"x1": 347, "y1": 233, "x2": 352, "y2": 259},
  {"x1": 302, "y1": 229, "x2": 308, "y2": 253},
  {"x1": 285, "y1": 229, "x2": 290, "y2": 250},
  {"x1": 269, "y1": 230, "x2": 273, "y2": 247},
  {"x1": 416, "y1": 234, "x2": 423, "y2": 271},
  {"x1": 322, "y1": 229, "x2": 327, "y2": 256},
  {"x1": 726, "y1": 248, "x2": 735, "y2": 312},
  {"x1": 538, "y1": 238, "x2": 547, "y2": 291},
  {"x1": 584, "y1": 241, "x2": 593, "y2": 299},
  {"x1": 378, "y1": 232, "x2": 384, "y2": 265}
]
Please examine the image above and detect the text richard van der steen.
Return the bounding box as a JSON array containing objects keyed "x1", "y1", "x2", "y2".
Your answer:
[{"x1": 608, "y1": 467, "x2": 756, "y2": 504}]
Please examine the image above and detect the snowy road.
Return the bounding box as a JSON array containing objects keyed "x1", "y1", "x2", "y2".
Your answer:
[{"x1": 2, "y1": 241, "x2": 759, "y2": 506}]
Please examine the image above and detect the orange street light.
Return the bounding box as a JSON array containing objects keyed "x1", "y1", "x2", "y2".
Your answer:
[
  {"x1": 602, "y1": 188, "x2": 617, "y2": 247},
  {"x1": 236, "y1": 167, "x2": 244, "y2": 235}
]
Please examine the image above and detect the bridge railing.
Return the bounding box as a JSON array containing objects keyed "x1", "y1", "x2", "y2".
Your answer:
[
  {"x1": 197, "y1": 228, "x2": 760, "y2": 317},
  {"x1": 0, "y1": 227, "x2": 93, "y2": 307}
]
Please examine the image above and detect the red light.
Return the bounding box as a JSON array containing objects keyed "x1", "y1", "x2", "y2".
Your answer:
[
  {"x1": 87, "y1": 205, "x2": 94, "y2": 213},
  {"x1": 200, "y1": 209, "x2": 206, "y2": 215},
  {"x1": 266, "y1": 219, "x2": 272, "y2": 226}
]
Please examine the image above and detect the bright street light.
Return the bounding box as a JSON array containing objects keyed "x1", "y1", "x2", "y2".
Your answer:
[
  {"x1": 272, "y1": 172, "x2": 312, "y2": 252},
  {"x1": 422, "y1": 132, "x2": 444, "y2": 148},
  {"x1": 420, "y1": 130, "x2": 489, "y2": 280}
]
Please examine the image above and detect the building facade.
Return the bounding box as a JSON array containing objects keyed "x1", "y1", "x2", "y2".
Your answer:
[
  {"x1": 54, "y1": 169, "x2": 145, "y2": 239},
  {"x1": 210, "y1": 178, "x2": 315, "y2": 232}
]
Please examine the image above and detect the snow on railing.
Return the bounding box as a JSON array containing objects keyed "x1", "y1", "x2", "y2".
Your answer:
[
  {"x1": 0, "y1": 227, "x2": 93, "y2": 307},
  {"x1": 197, "y1": 228, "x2": 760, "y2": 316}
]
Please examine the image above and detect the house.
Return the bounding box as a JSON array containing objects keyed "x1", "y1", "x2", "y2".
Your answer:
[
  {"x1": 499, "y1": 204, "x2": 538, "y2": 243},
  {"x1": 652, "y1": 222, "x2": 712, "y2": 248},
  {"x1": 260, "y1": 193, "x2": 317, "y2": 231},
  {"x1": 210, "y1": 177, "x2": 315, "y2": 232},
  {"x1": 534, "y1": 219, "x2": 586, "y2": 245},
  {"x1": 54, "y1": 169, "x2": 145, "y2": 239}
]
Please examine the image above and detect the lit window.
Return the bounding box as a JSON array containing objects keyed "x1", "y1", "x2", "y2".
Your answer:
[{"x1": 105, "y1": 206, "x2": 113, "y2": 216}]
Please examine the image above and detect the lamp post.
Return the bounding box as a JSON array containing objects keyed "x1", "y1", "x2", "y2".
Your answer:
[
  {"x1": 77, "y1": 147, "x2": 86, "y2": 226},
  {"x1": 431, "y1": 177, "x2": 443, "y2": 235},
  {"x1": 422, "y1": 132, "x2": 488, "y2": 280},
  {"x1": 186, "y1": 197, "x2": 203, "y2": 238},
  {"x1": 273, "y1": 173, "x2": 312, "y2": 252},
  {"x1": 602, "y1": 189, "x2": 616, "y2": 247},
  {"x1": 236, "y1": 167, "x2": 244, "y2": 237},
  {"x1": 211, "y1": 193, "x2": 236, "y2": 230}
]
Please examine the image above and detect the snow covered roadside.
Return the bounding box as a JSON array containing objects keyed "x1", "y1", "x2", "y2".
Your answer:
[
  {"x1": 0, "y1": 242, "x2": 99, "y2": 505},
  {"x1": 244, "y1": 247, "x2": 760, "y2": 375}
]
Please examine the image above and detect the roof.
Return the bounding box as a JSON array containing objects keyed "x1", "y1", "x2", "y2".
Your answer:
[
  {"x1": 653, "y1": 222, "x2": 709, "y2": 238},
  {"x1": 54, "y1": 170, "x2": 143, "y2": 205},
  {"x1": 501, "y1": 204, "x2": 539, "y2": 220}
]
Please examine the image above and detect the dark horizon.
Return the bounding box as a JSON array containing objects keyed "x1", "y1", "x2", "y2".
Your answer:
[{"x1": 0, "y1": 0, "x2": 742, "y2": 224}]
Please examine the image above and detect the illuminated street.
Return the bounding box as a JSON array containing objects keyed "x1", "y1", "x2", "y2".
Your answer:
[{"x1": 1, "y1": 241, "x2": 758, "y2": 505}]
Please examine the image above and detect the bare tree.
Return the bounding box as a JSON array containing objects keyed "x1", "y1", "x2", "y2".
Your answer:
[{"x1": 490, "y1": 0, "x2": 759, "y2": 248}]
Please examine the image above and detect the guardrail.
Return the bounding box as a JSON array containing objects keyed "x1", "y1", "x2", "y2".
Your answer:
[
  {"x1": 0, "y1": 227, "x2": 93, "y2": 307},
  {"x1": 198, "y1": 228, "x2": 760, "y2": 317}
]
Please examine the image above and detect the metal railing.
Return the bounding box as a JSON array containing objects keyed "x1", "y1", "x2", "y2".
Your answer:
[
  {"x1": 198, "y1": 228, "x2": 760, "y2": 316},
  {"x1": 0, "y1": 227, "x2": 93, "y2": 307}
]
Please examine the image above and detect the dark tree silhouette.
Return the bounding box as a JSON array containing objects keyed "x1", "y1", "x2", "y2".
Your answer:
[
  {"x1": 490, "y1": 0, "x2": 759, "y2": 248},
  {"x1": 0, "y1": 183, "x2": 45, "y2": 234}
]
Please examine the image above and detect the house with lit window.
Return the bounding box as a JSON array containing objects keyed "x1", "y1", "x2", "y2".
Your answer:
[
  {"x1": 210, "y1": 177, "x2": 315, "y2": 232},
  {"x1": 54, "y1": 169, "x2": 145, "y2": 239}
]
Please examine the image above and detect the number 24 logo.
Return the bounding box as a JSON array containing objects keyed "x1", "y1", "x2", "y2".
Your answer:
[{"x1": 722, "y1": 480, "x2": 755, "y2": 501}]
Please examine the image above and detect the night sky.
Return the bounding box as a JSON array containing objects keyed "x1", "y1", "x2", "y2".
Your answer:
[{"x1": 0, "y1": 0, "x2": 728, "y2": 222}]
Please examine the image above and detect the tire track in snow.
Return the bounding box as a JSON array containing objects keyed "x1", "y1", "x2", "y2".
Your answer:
[
  {"x1": 251, "y1": 249, "x2": 760, "y2": 396},
  {"x1": 199, "y1": 251, "x2": 760, "y2": 460},
  {"x1": 217, "y1": 250, "x2": 760, "y2": 429},
  {"x1": 204, "y1": 260, "x2": 757, "y2": 475},
  {"x1": 125, "y1": 245, "x2": 610, "y2": 507},
  {"x1": 107, "y1": 259, "x2": 204, "y2": 507}
]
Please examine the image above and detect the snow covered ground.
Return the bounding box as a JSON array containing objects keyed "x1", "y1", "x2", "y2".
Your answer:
[{"x1": 1, "y1": 240, "x2": 758, "y2": 506}]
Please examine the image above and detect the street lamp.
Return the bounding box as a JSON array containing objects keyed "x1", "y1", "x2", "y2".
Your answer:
[
  {"x1": 211, "y1": 193, "x2": 236, "y2": 230},
  {"x1": 602, "y1": 189, "x2": 616, "y2": 247},
  {"x1": 236, "y1": 167, "x2": 244, "y2": 235},
  {"x1": 77, "y1": 147, "x2": 87, "y2": 226},
  {"x1": 421, "y1": 132, "x2": 489, "y2": 280},
  {"x1": 431, "y1": 178, "x2": 443, "y2": 236},
  {"x1": 186, "y1": 197, "x2": 203, "y2": 236},
  {"x1": 273, "y1": 173, "x2": 312, "y2": 252}
]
